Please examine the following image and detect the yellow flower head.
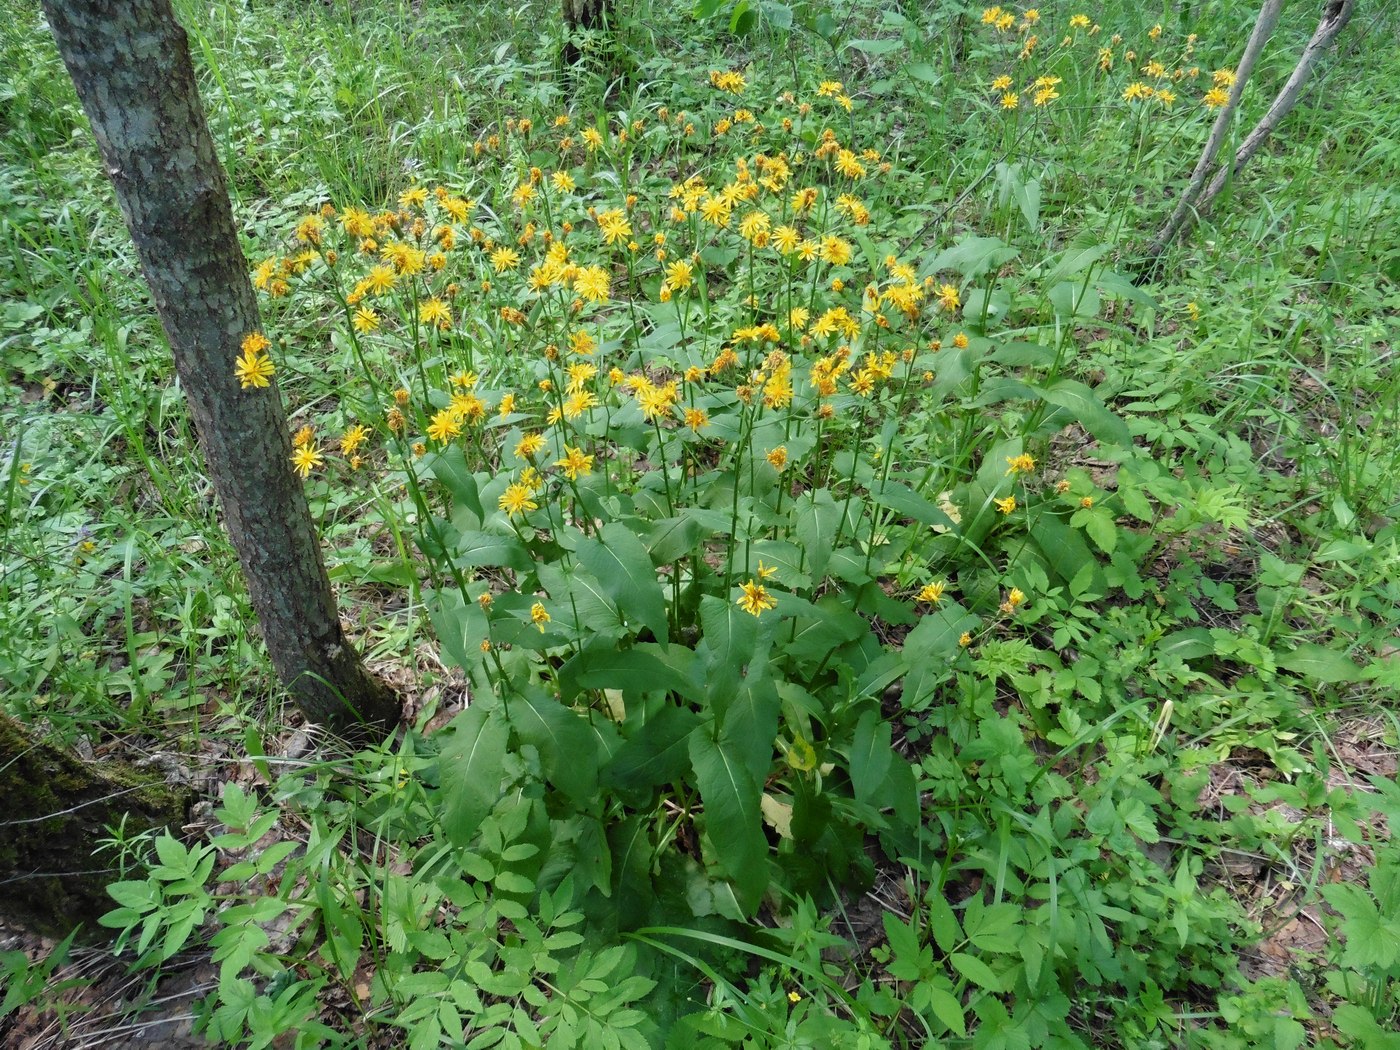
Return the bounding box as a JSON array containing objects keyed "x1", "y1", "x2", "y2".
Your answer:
[
  {"x1": 555, "y1": 445, "x2": 595, "y2": 480},
  {"x1": 917, "y1": 581, "x2": 946, "y2": 604},
  {"x1": 994, "y1": 495, "x2": 1017, "y2": 515},
  {"x1": 499, "y1": 482, "x2": 539, "y2": 518},
  {"x1": 1005, "y1": 454, "x2": 1036, "y2": 476},
  {"x1": 736, "y1": 579, "x2": 778, "y2": 617},
  {"x1": 530, "y1": 602, "x2": 552, "y2": 632},
  {"x1": 290, "y1": 444, "x2": 323, "y2": 479}
]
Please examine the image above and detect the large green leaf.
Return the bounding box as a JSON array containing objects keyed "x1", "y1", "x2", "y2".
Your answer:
[
  {"x1": 536, "y1": 562, "x2": 625, "y2": 638},
  {"x1": 437, "y1": 704, "x2": 509, "y2": 847},
  {"x1": 698, "y1": 593, "x2": 763, "y2": 701},
  {"x1": 1276, "y1": 643, "x2": 1365, "y2": 684},
  {"x1": 720, "y1": 674, "x2": 781, "y2": 784},
  {"x1": 557, "y1": 644, "x2": 700, "y2": 703},
  {"x1": 509, "y1": 689, "x2": 597, "y2": 804},
  {"x1": 849, "y1": 709, "x2": 893, "y2": 807},
  {"x1": 426, "y1": 446, "x2": 484, "y2": 522},
  {"x1": 871, "y1": 480, "x2": 959, "y2": 531},
  {"x1": 602, "y1": 703, "x2": 702, "y2": 795},
  {"x1": 427, "y1": 589, "x2": 488, "y2": 674},
  {"x1": 689, "y1": 730, "x2": 768, "y2": 914},
  {"x1": 452, "y1": 530, "x2": 531, "y2": 571},
  {"x1": 794, "y1": 489, "x2": 846, "y2": 578},
  {"x1": 1036, "y1": 380, "x2": 1132, "y2": 447},
  {"x1": 577, "y1": 522, "x2": 669, "y2": 644},
  {"x1": 645, "y1": 508, "x2": 729, "y2": 565}
]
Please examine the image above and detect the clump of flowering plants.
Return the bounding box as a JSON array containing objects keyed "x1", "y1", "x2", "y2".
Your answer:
[{"x1": 248, "y1": 67, "x2": 1137, "y2": 921}]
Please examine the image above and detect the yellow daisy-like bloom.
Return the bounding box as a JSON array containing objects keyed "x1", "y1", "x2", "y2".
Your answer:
[
  {"x1": 574, "y1": 265, "x2": 611, "y2": 303},
  {"x1": 427, "y1": 409, "x2": 463, "y2": 443},
  {"x1": 766, "y1": 446, "x2": 788, "y2": 470},
  {"x1": 340, "y1": 425, "x2": 370, "y2": 456},
  {"x1": 290, "y1": 444, "x2": 323, "y2": 479},
  {"x1": 1202, "y1": 86, "x2": 1230, "y2": 109},
  {"x1": 490, "y1": 246, "x2": 521, "y2": 272},
  {"x1": 684, "y1": 407, "x2": 710, "y2": 432},
  {"x1": 819, "y1": 235, "x2": 853, "y2": 267},
  {"x1": 959, "y1": 631, "x2": 973, "y2": 647},
  {"x1": 530, "y1": 602, "x2": 552, "y2": 632},
  {"x1": 1005, "y1": 454, "x2": 1036, "y2": 475},
  {"x1": 994, "y1": 495, "x2": 1017, "y2": 514},
  {"x1": 515, "y1": 432, "x2": 546, "y2": 459},
  {"x1": 364, "y1": 264, "x2": 397, "y2": 294},
  {"x1": 917, "y1": 581, "x2": 946, "y2": 604},
  {"x1": 665, "y1": 259, "x2": 694, "y2": 291},
  {"x1": 419, "y1": 298, "x2": 452, "y2": 330},
  {"x1": 581, "y1": 127, "x2": 605, "y2": 150},
  {"x1": 736, "y1": 579, "x2": 778, "y2": 617},
  {"x1": 352, "y1": 306, "x2": 380, "y2": 333},
  {"x1": 597, "y1": 208, "x2": 632, "y2": 246},
  {"x1": 234, "y1": 347, "x2": 274, "y2": 389},
  {"x1": 1000, "y1": 587, "x2": 1027, "y2": 614},
  {"x1": 498, "y1": 482, "x2": 539, "y2": 518},
  {"x1": 555, "y1": 445, "x2": 594, "y2": 480},
  {"x1": 292, "y1": 425, "x2": 315, "y2": 449},
  {"x1": 552, "y1": 170, "x2": 576, "y2": 193}
]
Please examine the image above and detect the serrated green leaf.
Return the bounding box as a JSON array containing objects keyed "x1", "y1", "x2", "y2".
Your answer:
[{"x1": 950, "y1": 951, "x2": 1003, "y2": 991}]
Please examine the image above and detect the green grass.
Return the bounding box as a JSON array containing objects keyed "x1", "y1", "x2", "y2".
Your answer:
[{"x1": 3, "y1": 0, "x2": 1400, "y2": 1047}]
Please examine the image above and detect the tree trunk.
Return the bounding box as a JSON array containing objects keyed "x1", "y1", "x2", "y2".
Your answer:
[
  {"x1": 0, "y1": 714, "x2": 193, "y2": 940},
  {"x1": 561, "y1": 0, "x2": 614, "y2": 67},
  {"x1": 40, "y1": 0, "x2": 398, "y2": 736},
  {"x1": 1145, "y1": 0, "x2": 1359, "y2": 265}
]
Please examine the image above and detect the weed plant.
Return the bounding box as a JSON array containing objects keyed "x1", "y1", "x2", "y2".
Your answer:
[{"x1": 3, "y1": 0, "x2": 1400, "y2": 1047}]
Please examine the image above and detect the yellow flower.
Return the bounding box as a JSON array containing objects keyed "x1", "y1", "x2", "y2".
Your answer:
[
  {"x1": 581, "y1": 127, "x2": 604, "y2": 150},
  {"x1": 1000, "y1": 587, "x2": 1027, "y2": 614},
  {"x1": 292, "y1": 425, "x2": 315, "y2": 449},
  {"x1": 427, "y1": 409, "x2": 462, "y2": 443},
  {"x1": 234, "y1": 347, "x2": 275, "y2": 389},
  {"x1": 530, "y1": 602, "x2": 552, "y2": 632},
  {"x1": 665, "y1": 259, "x2": 694, "y2": 291},
  {"x1": 766, "y1": 446, "x2": 788, "y2": 470},
  {"x1": 574, "y1": 265, "x2": 611, "y2": 303},
  {"x1": 1004, "y1": 454, "x2": 1036, "y2": 475},
  {"x1": 490, "y1": 246, "x2": 521, "y2": 272},
  {"x1": 552, "y1": 170, "x2": 576, "y2": 193},
  {"x1": 684, "y1": 407, "x2": 710, "y2": 432},
  {"x1": 515, "y1": 432, "x2": 546, "y2": 459},
  {"x1": 365, "y1": 264, "x2": 397, "y2": 294},
  {"x1": 994, "y1": 495, "x2": 1017, "y2": 514},
  {"x1": 352, "y1": 306, "x2": 380, "y2": 333},
  {"x1": 1202, "y1": 86, "x2": 1230, "y2": 109},
  {"x1": 340, "y1": 425, "x2": 370, "y2": 456},
  {"x1": 736, "y1": 579, "x2": 778, "y2": 617},
  {"x1": 991, "y1": 75, "x2": 1013, "y2": 91},
  {"x1": 917, "y1": 581, "x2": 946, "y2": 604},
  {"x1": 959, "y1": 631, "x2": 973, "y2": 647},
  {"x1": 555, "y1": 445, "x2": 595, "y2": 480},
  {"x1": 419, "y1": 298, "x2": 452, "y2": 330},
  {"x1": 499, "y1": 483, "x2": 539, "y2": 518},
  {"x1": 290, "y1": 444, "x2": 323, "y2": 479}
]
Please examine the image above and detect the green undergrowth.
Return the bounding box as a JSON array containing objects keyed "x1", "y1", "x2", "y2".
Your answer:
[{"x1": 3, "y1": 0, "x2": 1400, "y2": 1047}]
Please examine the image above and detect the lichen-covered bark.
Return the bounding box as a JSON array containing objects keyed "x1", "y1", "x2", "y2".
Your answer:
[
  {"x1": 40, "y1": 0, "x2": 397, "y2": 734},
  {"x1": 0, "y1": 713, "x2": 192, "y2": 940}
]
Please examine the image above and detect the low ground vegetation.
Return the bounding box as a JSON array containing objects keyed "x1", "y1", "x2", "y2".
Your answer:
[{"x1": 3, "y1": 0, "x2": 1400, "y2": 1046}]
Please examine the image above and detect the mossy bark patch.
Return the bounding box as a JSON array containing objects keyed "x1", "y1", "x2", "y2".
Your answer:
[{"x1": 0, "y1": 713, "x2": 193, "y2": 941}]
